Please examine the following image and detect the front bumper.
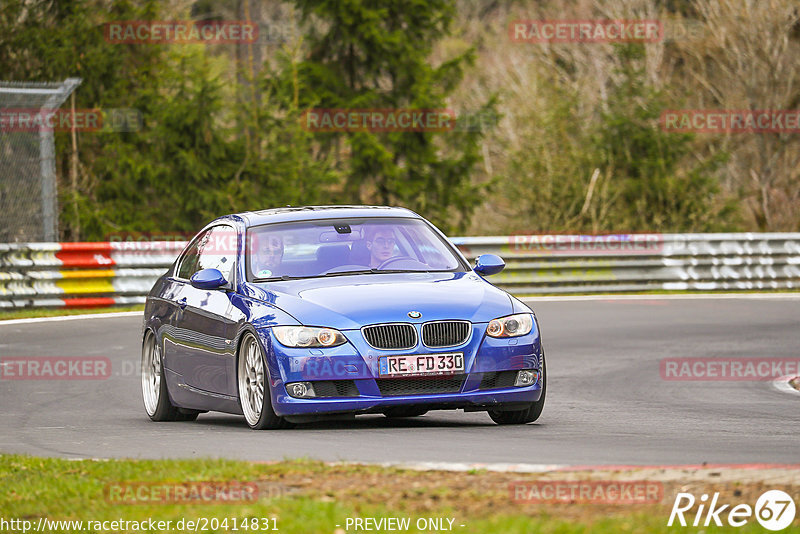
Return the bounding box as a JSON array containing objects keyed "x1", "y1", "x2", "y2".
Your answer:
[{"x1": 256, "y1": 321, "x2": 544, "y2": 417}]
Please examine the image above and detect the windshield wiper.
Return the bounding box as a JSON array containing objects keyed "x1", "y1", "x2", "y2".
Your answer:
[
  {"x1": 319, "y1": 269, "x2": 380, "y2": 277},
  {"x1": 253, "y1": 274, "x2": 315, "y2": 282},
  {"x1": 253, "y1": 271, "x2": 375, "y2": 281},
  {"x1": 254, "y1": 269, "x2": 454, "y2": 282},
  {"x1": 321, "y1": 269, "x2": 448, "y2": 276}
]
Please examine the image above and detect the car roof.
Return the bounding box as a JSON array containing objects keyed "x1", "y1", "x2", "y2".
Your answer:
[{"x1": 235, "y1": 205, "x2": 420, "y2": 227}]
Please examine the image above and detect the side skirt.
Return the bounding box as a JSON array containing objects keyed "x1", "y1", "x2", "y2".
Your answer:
[{"x1": 164, "y1": 368, "x2": 243, "y2": 415}]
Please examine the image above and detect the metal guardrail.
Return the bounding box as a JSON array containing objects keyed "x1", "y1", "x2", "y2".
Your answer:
[
  {"x1": 1, "y1": 233, "x2": 799, "y2": 308},
  {"x1": 452, "y1": 233, "x2": 800, "y2": 294},
  {"x1": 0, "y1": 241, "x2": 184, "y2": 308}
]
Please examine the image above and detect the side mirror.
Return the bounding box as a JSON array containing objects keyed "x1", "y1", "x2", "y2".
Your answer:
[
  {"x1": 190, "y1": 268, "x2": 227, "y2": 290},
  {"x1": 474, "y1": 254, "x2": 505, "y2": 276}
]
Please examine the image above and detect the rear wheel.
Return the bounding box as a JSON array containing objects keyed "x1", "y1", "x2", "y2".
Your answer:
[
  {"x1": 237, "y1": 332, "x2": 292, "y2": 430},
  {"x1": 141, "y1": 331, "x2": 186, "y2": 422},
  {"x1": 488, "y1": 351, "x2": 547, "y2": 425}
]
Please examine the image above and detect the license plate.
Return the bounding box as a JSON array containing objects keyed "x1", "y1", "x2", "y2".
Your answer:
[{"x1": 379, "y1": 353, "x2": 464, "y2": 377}]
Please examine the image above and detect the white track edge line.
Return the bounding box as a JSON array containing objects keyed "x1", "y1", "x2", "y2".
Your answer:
[
  {"x1": 522, "y1": 293, "x2": 800, "y2": 302},
  {"x1": 0, "y1": 311, "x2": 142, "y2": 326},
  {"x1": 2, "y1": 293, "x2": 798, "y2": 325}
]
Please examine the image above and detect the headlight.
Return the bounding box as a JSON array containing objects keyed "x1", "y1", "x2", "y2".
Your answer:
[
  {"x1": 486, "y1": 313, "x2": 533, "y2": 338},
  {"x1": 272, "y1": 326, "x2": 347, "y2": 348}
]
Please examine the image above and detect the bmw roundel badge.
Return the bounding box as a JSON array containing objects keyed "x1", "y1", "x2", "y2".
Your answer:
[{"x1": 408, "y1": 311, "x2": 422, "y2": 318}]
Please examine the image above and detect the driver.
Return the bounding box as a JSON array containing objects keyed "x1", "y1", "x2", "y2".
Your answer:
[
  {"x1": 252, "y1": 233, "x2": 284, "y2": 278},
  {"x1": 365, "y1": 226, "x2": 397, "y2": 268}
]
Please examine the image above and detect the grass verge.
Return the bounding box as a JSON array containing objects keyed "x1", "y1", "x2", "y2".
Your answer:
[{"x1": 1, "y1": 455, "x2": 796, "y2": 533}]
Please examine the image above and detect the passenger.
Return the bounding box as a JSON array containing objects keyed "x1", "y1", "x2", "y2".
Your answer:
[
  {"x1": 365, "y1": 226, "x2": 397, "y2": 268},
  {"x1": 252, "y1": 234, "x2": 284, "y2": 278}
]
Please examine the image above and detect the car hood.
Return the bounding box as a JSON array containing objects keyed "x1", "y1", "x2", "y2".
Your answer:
[{"x1": 245, "y1": 271, "x2": 513, "y2": 330}]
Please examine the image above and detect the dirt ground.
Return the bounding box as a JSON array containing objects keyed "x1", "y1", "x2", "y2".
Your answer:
[{"x1": 252, "y1": 464, "x2": 800, "y2": 522}]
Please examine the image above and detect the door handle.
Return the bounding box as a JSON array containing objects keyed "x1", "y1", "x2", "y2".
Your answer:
[{"x1": 178, "y1": 297, "x2": 188, "y2": 309}]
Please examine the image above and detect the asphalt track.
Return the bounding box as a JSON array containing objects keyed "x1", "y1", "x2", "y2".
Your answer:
[{"x1": 1, "y1": 296, "x2": 798, "y2": 465}]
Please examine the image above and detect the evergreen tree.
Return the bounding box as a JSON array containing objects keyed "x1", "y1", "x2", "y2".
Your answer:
[{"x1": 274, "y1": 0, "x2": 494, "y2": 233}]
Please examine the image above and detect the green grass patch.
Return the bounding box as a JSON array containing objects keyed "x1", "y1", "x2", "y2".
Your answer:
[{"x1": 0, "y1": 454, "x2": 788, "y2": 533}]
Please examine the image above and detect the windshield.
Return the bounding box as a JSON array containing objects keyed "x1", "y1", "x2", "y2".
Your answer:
[{"x1": 246, "y1": 218, "x2": 465, "y2": 281}]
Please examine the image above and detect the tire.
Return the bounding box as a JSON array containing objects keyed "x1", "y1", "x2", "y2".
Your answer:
[
  {"x1": 141, "y1": 330, "x2": 185, "y2": 422},
  {"x1": 383, "y1": 406, "x2": 429, "y2": 418},
  {"x1": 237, "y1": 332, "x2": 293, "y2": 430},
  {"x1": 488, "y1": 350, "x2": 547, "y2": 425}
]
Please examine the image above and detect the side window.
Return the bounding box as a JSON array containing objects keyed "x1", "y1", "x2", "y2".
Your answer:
[
  {"x1": 176, "y1": 231, "x2": 206, "y2": 279},
  {"x1": 195, "y1": 225, "x2": 236, "y2": 283}
]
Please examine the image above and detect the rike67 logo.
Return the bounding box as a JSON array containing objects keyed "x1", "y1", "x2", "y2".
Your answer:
[{"x1": 668, "y1": 490, "x2": 796, "y2": 531}]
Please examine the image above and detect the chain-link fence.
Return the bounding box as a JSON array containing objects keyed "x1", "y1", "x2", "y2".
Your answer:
[{"x1": 0, "y1": 78, "x2": 81, "y2": 242}]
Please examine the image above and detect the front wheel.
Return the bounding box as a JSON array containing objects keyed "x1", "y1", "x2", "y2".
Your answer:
[
  {"x1": 488, "y1": 351, "x2": 547, "y2": 425},
  {"x1": 237, "y1": 332, "x2": 292, "y2": 430}
]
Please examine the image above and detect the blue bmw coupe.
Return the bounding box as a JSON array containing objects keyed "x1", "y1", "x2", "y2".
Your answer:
[{"x1": 141, "y1": 206, "x2": 545, "y2": 429}]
